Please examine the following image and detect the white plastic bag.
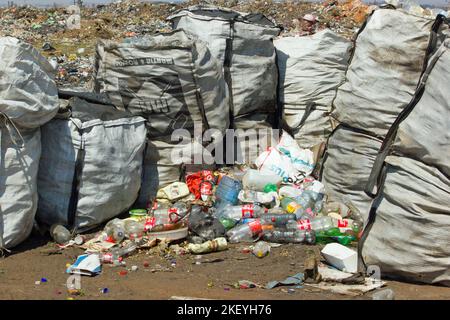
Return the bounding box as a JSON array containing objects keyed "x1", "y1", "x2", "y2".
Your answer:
[{"x1": 255, "y1": 132, "x2": 315, "y2": 183}]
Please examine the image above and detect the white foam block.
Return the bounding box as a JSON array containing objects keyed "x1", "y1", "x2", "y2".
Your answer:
[{"x1": 321, "y1": 243, "x2": 358, "y2": 273}]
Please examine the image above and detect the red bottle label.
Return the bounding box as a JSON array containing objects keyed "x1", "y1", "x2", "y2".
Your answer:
[
  {"x1": 248, "y1": 219, "x2": 262, "y2": 234},
  {"x1": 297, "y1": 219, "x2": 311, "y2": 231},
  {"x1": 337, "y1": 219, "x2": 348, "y2": 228},
  {"x1": 144, "y1": 217, "x2": 156, "y2": 231},
  {"x1": 200, "y1": 181, "x2": 213, "y2": 195},
  {"x1": 202, "y1": 170, "x2": 214, "y2": 182},
  {"x1": 242, "y1": 204, "x2": 254, "y2": 218}
]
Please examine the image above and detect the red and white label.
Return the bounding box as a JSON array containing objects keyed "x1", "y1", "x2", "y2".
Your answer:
[
  {"x1": 337, "y1": 219, "x2": 349, "y2": 228},
  {"x1": 296, "y1": 219, "x2": 311, "y2": 231},
  {"x1": 248, "y1": 219, "x2": 262, "y2": 234},
  {"x1": 242, "y1": 204, "x2": 254, "y2": 218},
  {"x1": 101, "y1": 253, "x2": 122, "y2": 264},
  {"x1": 200, "y1": 181, "x2": 213, "y2": 195},
  {"x1": 144, "y1": 217, "x2": 156, "y2": 232},
  {"x1": 202, "y1": 170, "x2": 214, "y2": 182}
]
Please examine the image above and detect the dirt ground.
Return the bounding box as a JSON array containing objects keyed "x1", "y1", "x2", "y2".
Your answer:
[{"x1": 1, "y1": 234, "x2": 449, "y2": 300}]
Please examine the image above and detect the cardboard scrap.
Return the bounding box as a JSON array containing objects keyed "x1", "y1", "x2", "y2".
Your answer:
[{"x1": 305, "y1": 266, "x2": 385, "y2": 296}]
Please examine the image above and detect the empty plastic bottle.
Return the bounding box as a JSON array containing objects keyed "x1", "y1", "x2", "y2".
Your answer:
[
  {"x1": 219, "y1": 217, "x2": 238, "y2": 230},
  {"x1": 226, "y1": 220, "x2": 265, "y2": 243},
  {"x1": 124, "y1": 220, "x2": 145, "y2": 240},
  {"x1": 104, "y1": 219, "x2": 126, "y2": 243},
  {"x1": 344, "y1": 199, "x2": 365, "y2": 232},
  {"x1": 215, "y1": 175, "x2": 242, "y2": 208},
  {"x1": 281, "y1": 196, "x2": 306, "y2": 218},
  {"x1": 315, "y1": 227, "x2": 356, "y2": 246},
  {"x1": 260, "y1": 213, "x2": 297, "y2": 227},
  {"x1": 252, "y1": 241, "x2": 270, "y2": 258},
  {"x1": 286, "y1": 216, "x2": 334, "y2": 232},
  {"x1": 281, "y1": 191, "x2": 318, "y2": 219},
  {"x1": 169, "y1": 202, "x2": 190, "y2": 223},
  {"x1": 263, "y1": 229, "x2": 316, "y2": 244},
  {"x1": 152, "y1": 202, "x2": 190, "y2": 226},
  {"x1": 217, "y1": 204, "x2": 268, "y2": 221},
  {"x1": 50, "y1": 224, "x2": 71, "y2": 244}
]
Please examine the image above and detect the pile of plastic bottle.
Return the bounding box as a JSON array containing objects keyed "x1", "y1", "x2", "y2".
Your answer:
[
  {"x1": 212, "y1": 169, "x2": 365, "y2": 246},
  {"x1": 54, "y1": 165, "x2": 366, "y2": 265}
]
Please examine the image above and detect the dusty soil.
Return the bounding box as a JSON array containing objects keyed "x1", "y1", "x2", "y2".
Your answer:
[{"x1": 1, "y1": 234, "x2": 449, "y2": 300}]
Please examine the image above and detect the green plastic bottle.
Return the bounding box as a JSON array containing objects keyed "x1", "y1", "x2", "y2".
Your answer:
[
  {"x1": 315, "y1": 227, "x2": 356, "y2": 246},
  {"x1": 219, "y1": 217, "x2": 238, "y2": 231},
  {"x1": 263, "y1": 183, "x2": 278, "y2": 193}
]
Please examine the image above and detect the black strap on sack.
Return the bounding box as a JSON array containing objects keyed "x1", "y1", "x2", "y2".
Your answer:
[
  {"x1": 67, "y1": 128, "x2": 85, "y2": 230},
  {"x1": 359, "y1": 14, "x2": 448, "y2": 271},
  {"x1": 365, "y1": 14, "x2": 447, "y2": 198},
  {"x1": 224, "y1": 19, "x2": 236, "y2": 130},
  {"x1": 419, "y1": 14, "x2": 447, "y2": 84}
]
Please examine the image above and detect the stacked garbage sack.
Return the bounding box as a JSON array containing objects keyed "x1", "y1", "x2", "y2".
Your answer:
[
  {"x1": 168, "y1": 5, "x2": 282, "y2": 164},
  {"x1": 93, "y1": 29, "x2": 230, "y2": 205},
  {"x1": 320, "y1": 7, "x2": 450, "y2": 221},
  {"x1": 1, "y1": 3, "x2": 449, "y2": 289},
  {"x1": 0, "y1": 37, "x2": 59, "y2": 249}
]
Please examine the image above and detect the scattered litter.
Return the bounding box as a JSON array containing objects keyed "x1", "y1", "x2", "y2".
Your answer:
[
  {"x1": 371, "y1": 288, "x2": 395, "y2": 300},
  {"x1": 66, "y1": 254, "x2": 102, "y2": 277},
  {"x1": 266, "y1": 273, "x2": 304, "y2": 289}
]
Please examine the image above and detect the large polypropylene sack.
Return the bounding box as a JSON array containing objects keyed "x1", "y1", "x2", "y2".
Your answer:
[
  {"x1": 275, "y1": 30, "x2": 351, "y2": 148},
  {"x1": 331, "y1": 8, "x2": 446, "y2": 137},
  {"x1": 37, "y1": 94, "x2": 147, "y2": 231},
  {"x1": 233, "y1": 113, "x2": 275, "y2": 165},
  {"x1": 0, "y1": 127, "x2": 40, "y2": 249},
  {"x1": 361, "y1": 157, "x2": 450, "y2": 286},
  {"x1": 391, "y1": 39, "x2": 450, "y2": 177},
  {"x1": 94, "y1": 29, "x2": 229, "y2": 139},
  {"x1": 137, "y1": 138, "x2": 205, "y2": 206},
  {"x1": 0, "y1": 37, "x2": 59, "y2": 129},
  {"x1": 361, "y1": 38, "x2": 450, "y2": 286},
  {"x1": 321, "y1": 126, "x2": 382, "y2": 221},
  {"x1": 168, "y1": 5, "x2": 281, "y2": 118}
]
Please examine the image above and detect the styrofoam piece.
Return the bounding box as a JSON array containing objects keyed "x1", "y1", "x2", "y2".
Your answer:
[{"x1": 321, "y1": 243, "x2": 358, "y2": 273}]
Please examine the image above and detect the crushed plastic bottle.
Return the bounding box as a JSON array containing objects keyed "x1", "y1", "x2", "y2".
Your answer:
[
  {"x1": 226, "y1": 220, "x2": 268, "y2": 243},
  {"x1": 252, "y1": 241, "x2": 270, "y2": 258},
  {"x1": 50, "y1": 224, "x2": 71, "y2": 245},
  {"x1": 263, "y1": 229, "x2": 316, "y2": 244},
  {"x1": 372, "y1": 288, "x2": 395, "y2": 300},
  {"x1": 123, "y1": 220, "x2": 145, "y2": 241},
  {"x1": 104, "y1": 219, "x2": 126, "y2": 243},
  {"x1": 259, "y1": 213, "x2": 297, "y2": 227}
]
